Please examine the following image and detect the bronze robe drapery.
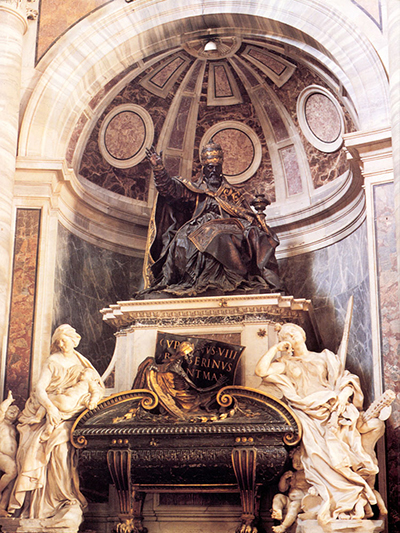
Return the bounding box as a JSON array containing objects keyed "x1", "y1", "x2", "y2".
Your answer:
[{"x1": 138, "y1": 170, "x2": 284, "y2": 298}]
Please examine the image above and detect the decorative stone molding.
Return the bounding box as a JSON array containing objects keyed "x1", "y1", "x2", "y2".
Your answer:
[
  {"x1": 139, "y1": 53, "x2": 192, "y2": 99},
  {"x1": 0, "y1": 1, "x2": 27, "y2": 30},
  {"x1": 183, "y1": 36, "x2": 242, "y2": 60},
  {"x1": 344, "y1": 127, "x2": 392, "y2": 179},
  {"x1": 13, "y1": 156, "x2": 365, "y2": 261},
  {"x1": 241, "y1": 45, "x2": 296, "y2": 88},
  {"x1": 0, "y1": 0, "x2": 37, "y2": 22},
  {"x1": 207, "y1": 62, "x2": 243, "y2": 107},
  {"x1": 0, "y1": 0, "x2": 21, "y2": 7},
  {"x1": 100, "y1": 293, "x2": 313, "y2": 329},
  {"x1": 99, "y1": 294, "x2": 317, "y2": 395},
  {"x1": 268, "y1": 168, "x2": 366, "y2": 258},
  {"x1": 15, "y1": 158, "x2": 150, "y2": 257},
  {"x1": 18, "y1": 1, "x2": 390, "y2": 163},
  {"x1": 26, "y1": 7, "x2": 38, "y2": 20}
]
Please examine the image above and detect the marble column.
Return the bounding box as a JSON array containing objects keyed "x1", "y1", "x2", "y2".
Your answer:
[
  {"x1": 0, "y1": 1, "x2": 27, "y2": 381},
  {"x1": 387, "y1": 0, "x2": 400, "y2": 298}
]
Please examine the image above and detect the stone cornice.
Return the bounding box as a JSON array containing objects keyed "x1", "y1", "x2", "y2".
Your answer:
[
  {"x1": 14, "y1": 154, "x2": 367, "y2": 259},
  {"x1": 100, "y1": 293, "x2": 313, "y2": 329},
  {"x1": 269, "y1": 167, "x2": 366, "y2": 257},
  {"x1": 14, "y1": 158, "x2": 149, "y2": 256},
  {"x1": 344, "y1": 127, "x2": 393, "y2": 179},
  {"x1": 344, "y1": 127, "x2": 392, "y2": 155}
]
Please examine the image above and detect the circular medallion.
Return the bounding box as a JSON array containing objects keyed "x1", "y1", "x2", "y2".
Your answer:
[
  {"x1": 200, "y1": 121, "x2": 262, "y2": 184},
  {"x1": 297, "y1": 86, "x2": 344, "y2": 152},
  {"x1": 98, "y1": 104, "x2": 154, "y2": 168}
]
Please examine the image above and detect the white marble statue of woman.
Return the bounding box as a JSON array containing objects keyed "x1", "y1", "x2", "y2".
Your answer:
[
  {"x1": 8, "y1": 325, "x2": 105, "y2": 530},
  {"x1": 255, "y1": 322, "x2": 384, "y2": 526}
]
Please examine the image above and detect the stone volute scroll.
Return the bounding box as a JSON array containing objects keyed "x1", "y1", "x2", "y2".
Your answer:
[{"x1": 255, "y1": 298, "x2": 394, "y2": 533}]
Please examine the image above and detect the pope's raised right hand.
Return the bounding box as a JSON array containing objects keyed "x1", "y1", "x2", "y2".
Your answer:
[{"x1": 145, "y1": 146, "x2": 163, "y2": 168}]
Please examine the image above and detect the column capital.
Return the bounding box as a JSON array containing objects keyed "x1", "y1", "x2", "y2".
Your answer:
[{"x1": 0, "y1": 1, "x2": 28, "y2": 34}]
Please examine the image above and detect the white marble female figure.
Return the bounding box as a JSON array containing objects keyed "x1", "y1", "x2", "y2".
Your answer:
[
  {"x1": 8, "y1": 325, "x2": 105, "y2": 529},
  {"x1": 255, "y1": 322, "x2": 385, "y2": 526}
]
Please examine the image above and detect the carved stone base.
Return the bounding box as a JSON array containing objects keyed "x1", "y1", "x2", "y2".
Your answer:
[
  {"x1": 296, "y1": 518, "x2": 385, "y2": 533},
  {"x1": 0, "y1": 517, "x2": 80, "y2": 533}
]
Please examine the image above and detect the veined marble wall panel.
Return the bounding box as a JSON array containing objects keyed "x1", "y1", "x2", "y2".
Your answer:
[
  {"x1": 374, "y1": 182, "x2": 400, "y2": 402},
  {"x1": 254, "y1": 61, "x2": 354, "y2": 189},
  {"x1": 373, "y1": 181, "x2": 400, "y2": 531},
  {"x1": 53, "y1": 223, "x2": 143, "y2": 376},
  {"x1": 5, "y1": 209, "x2": 41, "y2": 407},
  {"x1": 256, "y1": 86, "x2": 289, "y2": 143},
  {"x1": 279, "y1": 222, "x2": 373, "y2": 406},
  {"x1": 280, "y1": 145, "x2": 303, "y2": 196},
  {"x1": 169, "y1": 95, "x2": 192, "y2": 151},
  {"x1": 78, "y1": 61, "x2": 182, "y2": 200}
]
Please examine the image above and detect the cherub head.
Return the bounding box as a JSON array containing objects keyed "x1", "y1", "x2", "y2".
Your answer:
[
  {"x1": 5, "y1": 405, "x2": 20, "y2": 424},
  {"x1": 289, "y1": 447, "x2": 304, "y2": 471}
]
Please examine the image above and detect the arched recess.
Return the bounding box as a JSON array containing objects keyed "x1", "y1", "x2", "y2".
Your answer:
[{"x1": 17, "y1": 0, "x2": 390, "y2": 257}]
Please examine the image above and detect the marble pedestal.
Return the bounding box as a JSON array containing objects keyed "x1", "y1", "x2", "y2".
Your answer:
[
  {"x1": 100, "y1": 293, "x2": 318, "y2": 395},
  {"x1": 296, "y1": 518, "x2": 385, "y2": 533}
]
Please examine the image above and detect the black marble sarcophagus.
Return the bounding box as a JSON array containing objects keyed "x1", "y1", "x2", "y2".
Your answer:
[{"x1": 71, "y1": 386, "x2": 301, "y2": 533}]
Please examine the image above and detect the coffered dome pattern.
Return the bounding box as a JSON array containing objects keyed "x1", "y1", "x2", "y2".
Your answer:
[{"x1": 77, "y1": 40, "x2": 354, "y2": 210}]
